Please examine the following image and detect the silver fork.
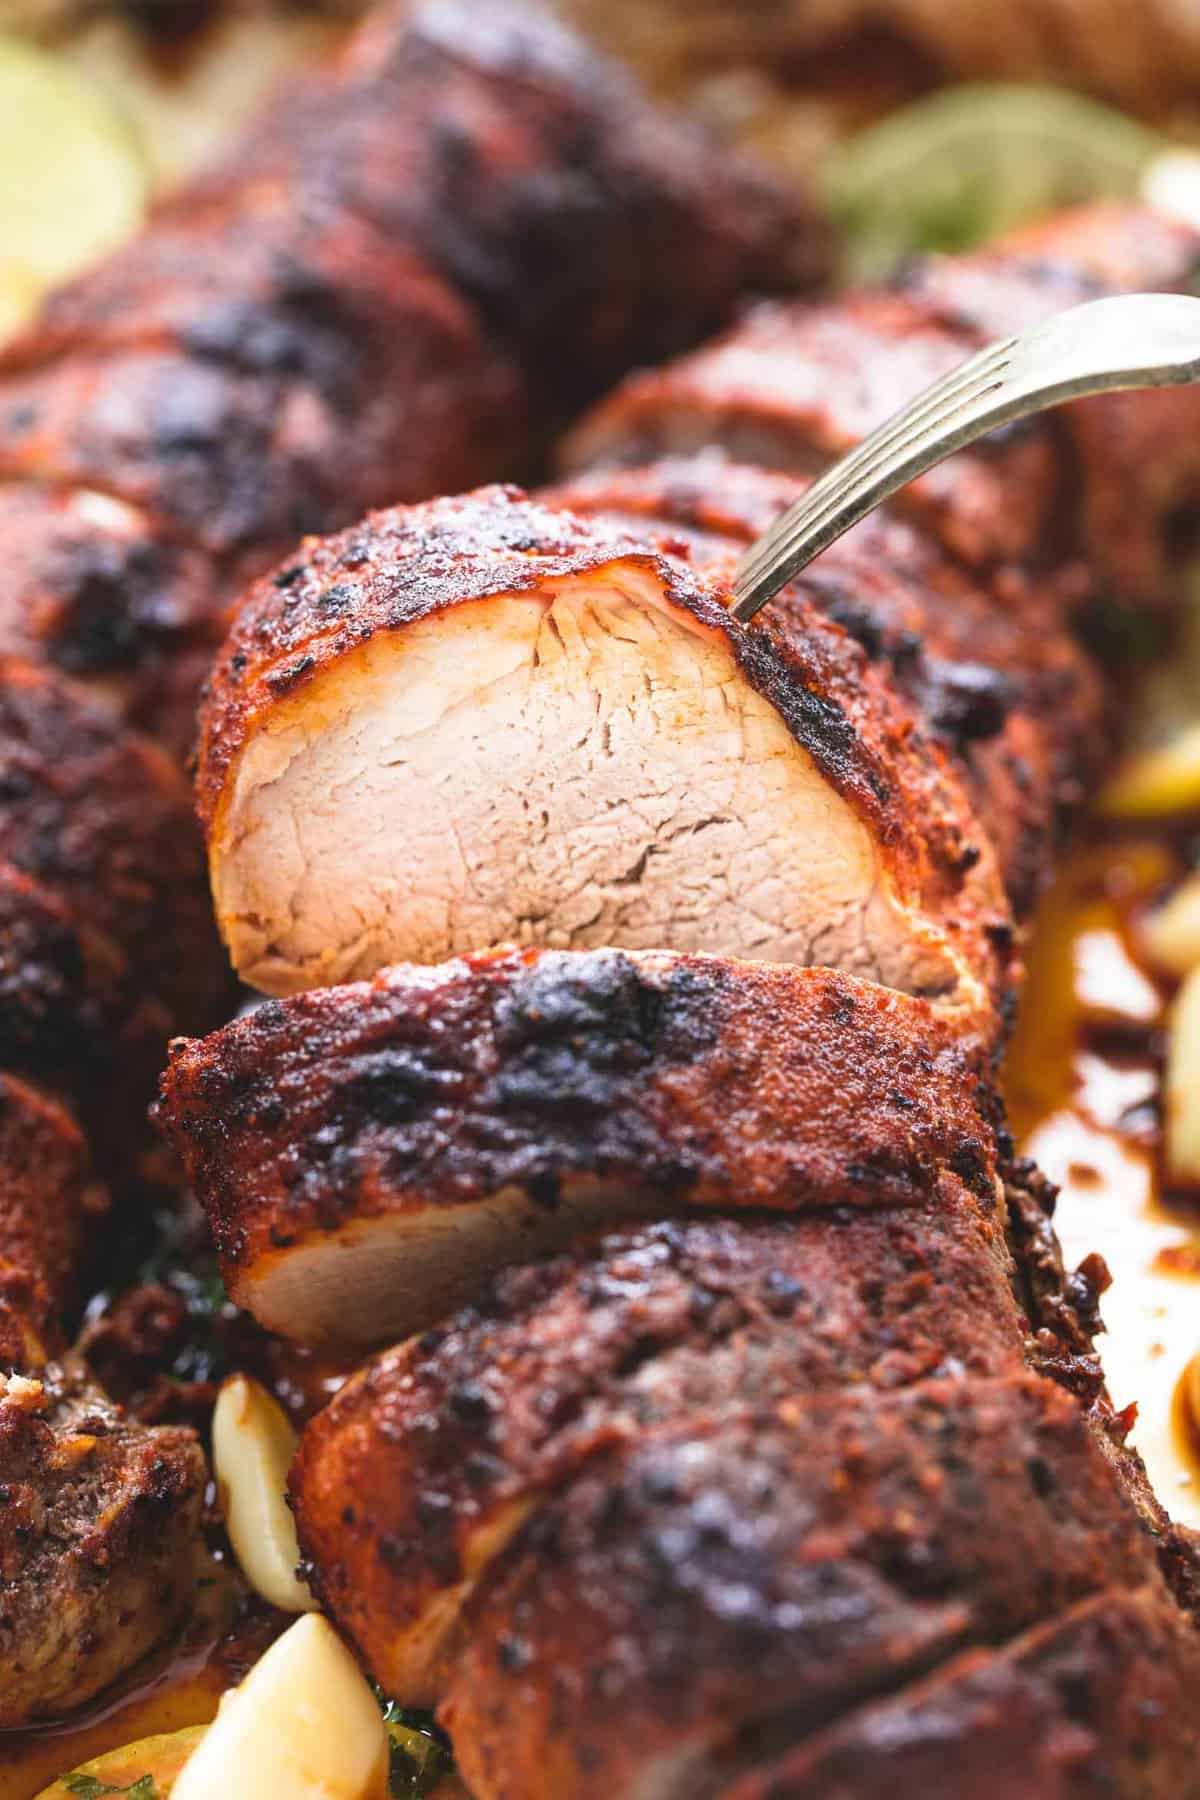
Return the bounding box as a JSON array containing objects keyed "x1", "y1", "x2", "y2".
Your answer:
[{"x1": 732, "y1": 291, "x2": 1200, "y2": 623}]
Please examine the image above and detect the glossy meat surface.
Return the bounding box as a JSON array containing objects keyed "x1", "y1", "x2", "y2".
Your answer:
[{"x1": 722, "y1": 1587, "x2": 1200, "y2": 1800}]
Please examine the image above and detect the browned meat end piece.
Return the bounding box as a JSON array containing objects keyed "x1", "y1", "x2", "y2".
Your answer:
[
  {"x1": 292, "y1": 1205, "x2": 1025, "y2": 1703},
  {"x1": 440, "y1": 1376, "x2": 1161, "y2": 1800},
  {"x1": 0, "y1": 1321, "x2": 205, "y2": 1728},
  {"x1": 0, "y1": 485, "x2": 222, "y2": 755},
  {"x1": 720, "y1": 1587, "x2": 1200, "y2": 1800},
  {"x1": 196, "y1": 487, "x2": 1007, "y2": 1022},
  {"x1": 156, "y1": 950, "x2": 1008, "y2": 1348},
  {"x1": 0, "y1": 1075, "x2": 105, "y2": 1323},
  {"x1": 546, "y1": 454, "x2": 1108, "y2": 918}
]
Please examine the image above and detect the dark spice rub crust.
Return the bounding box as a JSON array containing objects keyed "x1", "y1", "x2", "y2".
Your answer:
[
  {"x1": 157, "y1": 949, "x2": 1006, "y2": 1348},
  {"x1": 292, "y1": 1206, "x2": 1025, "y2": 1702},
  {"x1": 440, "y1": 1376, "x2": 1164, "y2": 1800},
  {"x1": 721, "y1": 1586, "x2": 1200, "y2": 1800}
]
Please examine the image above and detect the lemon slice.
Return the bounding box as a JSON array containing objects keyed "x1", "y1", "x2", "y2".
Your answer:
[
  {"x1": 821, "y1": 85, "x2": 1166, "y2": 281},
  {"x1": 34, "y1": 1725, "x2": 207, "y2": 1799},
  {"x1": 0, "y1": 35, "x2": 147, "y2": 326}
]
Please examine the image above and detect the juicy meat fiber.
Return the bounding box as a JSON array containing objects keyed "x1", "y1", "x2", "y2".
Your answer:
[
  {"x1": 198, "y1": 487, "x2": 1006, "y2": 1021},
  {"x1": 157, "y1": 950, "x2": 1008, "y2": 1348},
  {"x1": 0, "y1": 1318, "x2": 204, "y2": 1728}
]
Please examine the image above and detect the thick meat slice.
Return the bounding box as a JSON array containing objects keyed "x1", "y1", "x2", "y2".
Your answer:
[
  {"x1": 559, "y1": 290, "x2": 1064, "y2": 569},
  {"x1": 547, "y1": 454, "x2": 1107, "y2": 916},
  {"x1": 156, "y1": 950, "x2": 1006, "y2": 1347},
  {"x1": 0, "y1": 658, "x2": 227, "y2": 1035},
  {"x1": 897, "y1": 204, "x2": 1200, "y2": 610},
  {"x1": 292, "y1": 1207, "x2": 1025, "y2": 1703},
  {"x1": 440, "y1": 1377, "x2": 1161, "y2": 1800},
  {"x1": 197, "y1": 487, "x2": 1007, "y2": 1015},
  {"x1": 0, "y1": 1329, "x2": 206, "y2": 1728},
  {"x1": 721, "y1": 1587, "x2": 1200, "y2": 1800}
]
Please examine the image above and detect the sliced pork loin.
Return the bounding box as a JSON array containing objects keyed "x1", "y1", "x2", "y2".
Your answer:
[
  {"x1": 438, "y1": 1379, "x2": 1166, "y2": 1800},
  {"x1": 197, "y1": 487, "x2": 1008, "y2": 1023},
  {"x1": 157, "y1": 949, "x2": 1009, "y2": 1349},
  {"x1": 562, "y1": 202, "x2": 1200, "y2": 606},
  {"x1": 291, "y1": 1202, "x2": 1026, "y2": 1704},
  {"x1": 547, "y1": 454, "x2": 1108, "y2": 917},
  {"x1": 721, "y1": 1586, "x2": 1200, "y2": 1800}
]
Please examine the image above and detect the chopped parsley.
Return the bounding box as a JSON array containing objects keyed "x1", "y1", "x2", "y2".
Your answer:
[
  {"x1": 61, "y1": 1776, "x2": 158, "y2": 1799},
  {"x1": 376, "y1": 1690, "x2": 454, "y2": 1796}
]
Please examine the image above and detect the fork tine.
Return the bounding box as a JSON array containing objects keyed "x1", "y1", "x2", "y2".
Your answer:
[
  {"x1": 743, "y1": 366, "x2": 1008, "y2": 582},
  {"x1": 735, "y1": 355, "x2": 1010, "y2": 593},
  {"x1": 733, "y1": 342, "x2": 1013, "y2": 591}
]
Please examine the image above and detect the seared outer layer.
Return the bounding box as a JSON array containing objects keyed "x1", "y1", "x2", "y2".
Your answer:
[
  {"x1": 546, "y1": 454, "x2": 1107, "y2": 917},
  {"x1": 158, "y1": 949, "x2": 1004, "y2": 1291},
  {"x1": 293, "y1": 1206, "x2": 1025, "y2": 1699},
  {"x1": 721, "y1": 1586, "x2": 1200, "y2": 1800},
  {"x1": 196, "y1": 484, "x2": 1008, "y2": 1013},
  {"x1": 441, "y1": 1377, "x2": 1160, "y2": 1800}
]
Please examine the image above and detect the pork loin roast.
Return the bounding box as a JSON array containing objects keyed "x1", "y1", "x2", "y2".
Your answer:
[{"x1": 0, "y1": 0, "x2": 825, "y2": 1728}]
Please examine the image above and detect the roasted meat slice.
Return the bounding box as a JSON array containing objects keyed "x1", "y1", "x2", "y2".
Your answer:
[
  {"x1": 721, "y1": 1586, "x2": 1200, "y2": 1800},
  {"x1": 439, "y1": 1377, "x2": 1161, "y2": 1800},
  {"x1": 292, "y1": 1205, "x2": 1025, "y2": 1703},
  {"x1": 0, "y1": 1074, "x2": 105, "y2": 1323},
  {"x1": 156, "y1": 949, "x2": 1007, "y2": 1347},
  {"x1": 0, "y1": 1318, "x2": 205, "y2": 1728},
  {"x1": 196, "y1": 487, "x2": 1006, "y2": 1016},
  {"x1": 560, "y1": 289, "x2": 1065, "y2": 569},
  {"x1": 547, "y1": 454, "x2": 1107, "y2": 916}
]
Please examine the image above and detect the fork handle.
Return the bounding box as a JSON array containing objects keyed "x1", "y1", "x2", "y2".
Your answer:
[{"x1": 731, "y1": 292, "x2": 1200, "y2": 623}]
